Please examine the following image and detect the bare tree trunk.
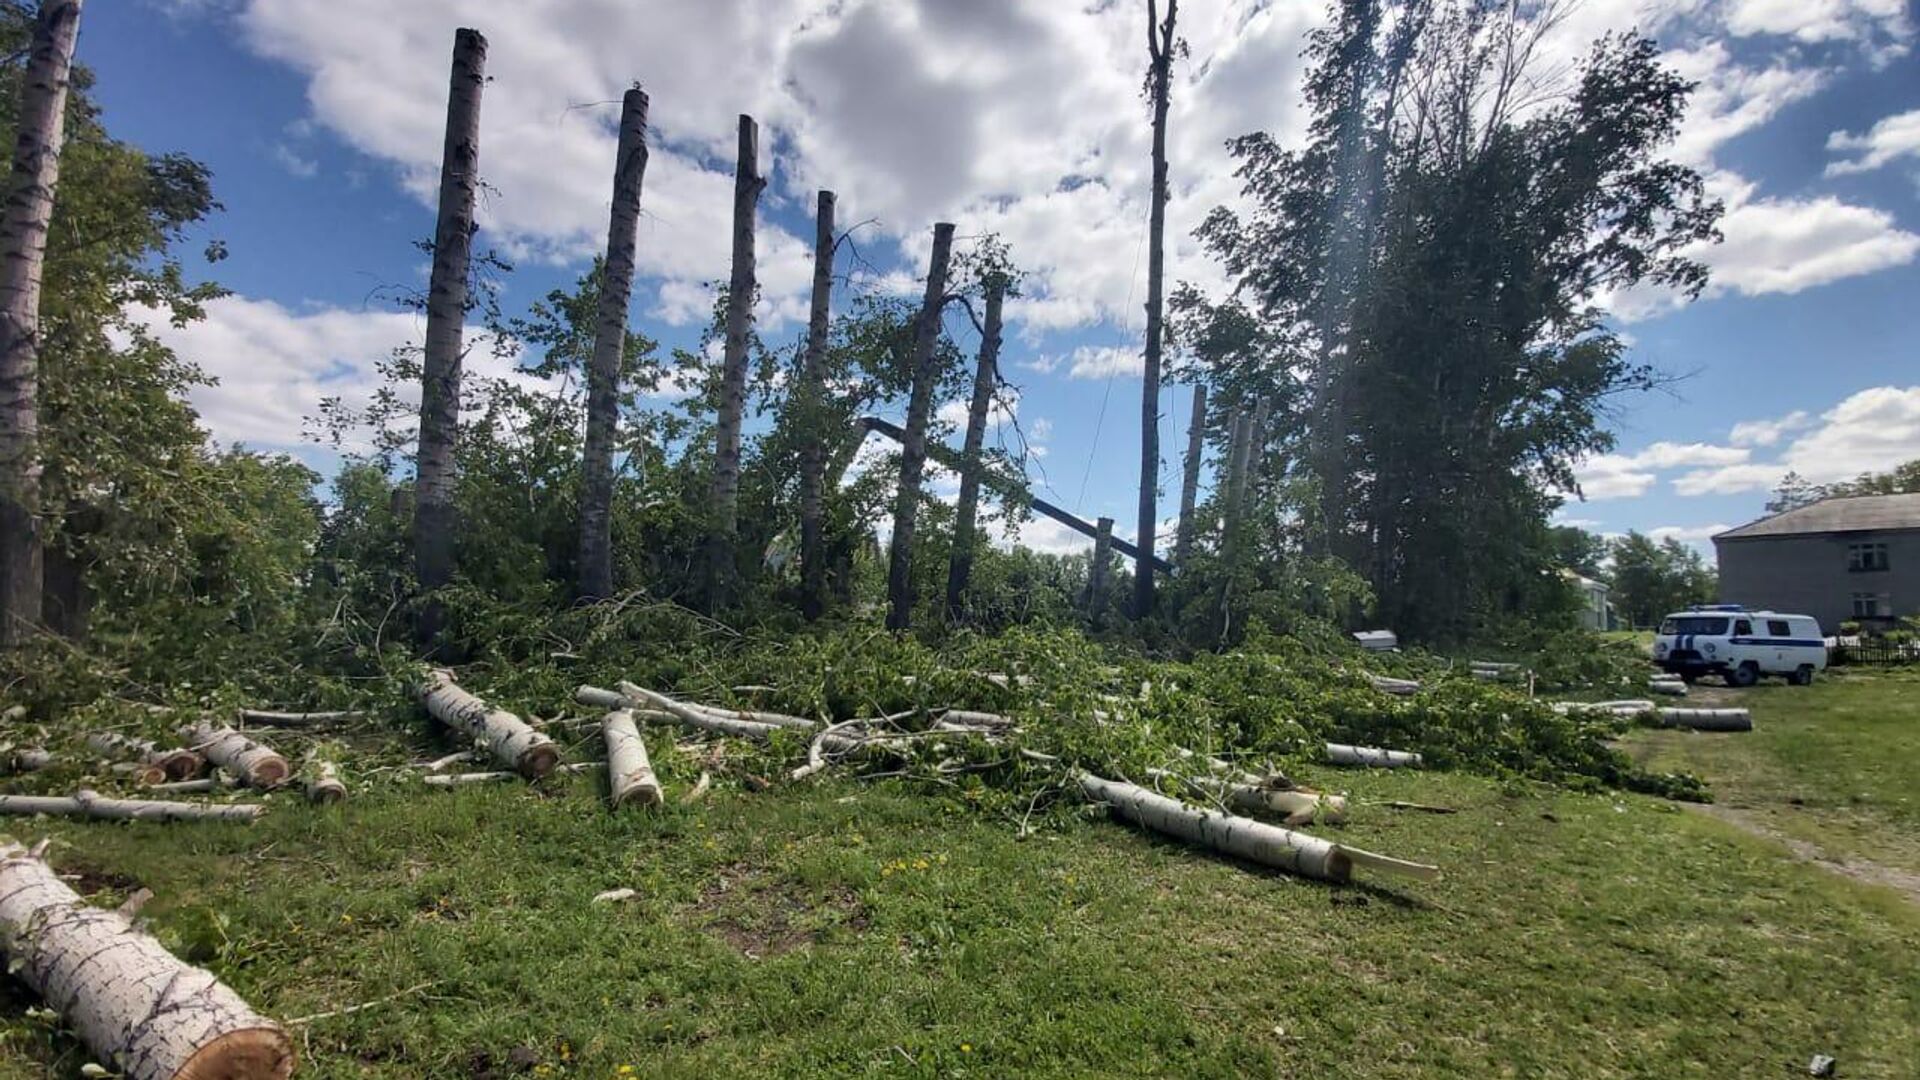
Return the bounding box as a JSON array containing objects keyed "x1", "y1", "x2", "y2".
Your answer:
[
  {"x1": 577, "y1": 87, "x2": 650, "y2": 600},
  {"x1": 0, "y1": 0, "x2": 80, "y2": 648},
  {"x1": 0, "y1": 843, "x2": 291, "y2": 1078},
  {"x1": 1173, "y1": 383, "x2": 1207, "y2": 569},
  {"x1": 944, "y1": 274, "x2": 1005, "y2": 623},
  {"x1": 885, "y1": 222, "x2": 955, "y2": 632},
  {"x1": 414, "y1": 27, "x2": 486, "y2": 642},
  {"x1": 1134, "y1": 0, "x2": 1178, "y2": 620},
  {"x1": 797, "y1": 190, "x2": 836, "y2": 621},
  {"x1": 1084, "y1": 516, "x2": 1115, "y2": 624},
  {"x1": 704, "y1": 114, "x2": 764, "y2": 612}
]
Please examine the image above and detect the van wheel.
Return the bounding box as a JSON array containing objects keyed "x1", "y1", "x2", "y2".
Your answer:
[
  {"x1": 1727, "y1": 662, "x2": 1760, "y2": 688},
  {"x1": 1790, "y1": 665, "x2": 1815, "y2": 686}
]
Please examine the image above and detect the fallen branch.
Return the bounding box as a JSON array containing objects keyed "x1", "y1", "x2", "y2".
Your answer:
[
  {"x1": 1324, "y1": 743, "x2": 1423, "y2": 768},
  {"x1": 683, "y1": 771, "x2": 712, "y2": 804},
  {"x1": 1377, "y1": 800, "x2": 1458, "y2": 814},
  {"x1": 602, "y1": 710, "x2": 663, "y2": 808},
  {"x1": 1367, "y1": 674, "x2": 1421, "y2": 696},
  {"x1": 790, "y1": 718, "x2": 879, "y2": 781},
  {"x1": 0, "y1": 790, "x2": 264, "y2": 823},
  {"x1": 419, "y1": 670, "x2": 560, "y2": 778},
  {"x1": 179, "y1": 722, "x2": 290, "y2": 789},
  {"x1": 687, "y1": 701, "x2": 815, "y2": 731},
  {"x1": 283, "y1": 981, "x2": 433, "y2": 1027},
  {"x1": 236, "y1": 708, "x2": 369, "y2": 727},
  {"x1": 85, "y1": 732, "x2": 205, "y2": 782},
  {"x1": 1648, "y1": 680, "x2": 1688, "y2": 697},
  {"x1": 609, "y1": 683, "x2": 783, "y2": 740},
  {"x1": 0, "y1": 843, "x2": 293, "y2": 1079},
  {"x1": 423, "y1": 763, "x2": 593, "y2": 787},
  {"x1": 1149, "y1": 768, "x2": 1348, "y2": 826},
  {"x1": 150, "y1": 775, "x2": 236, "y2": 795}
]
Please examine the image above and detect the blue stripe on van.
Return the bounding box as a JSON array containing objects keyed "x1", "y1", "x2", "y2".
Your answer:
[{"x1": 1728, "y1": 637, "x2": 1825, "y2": 647}]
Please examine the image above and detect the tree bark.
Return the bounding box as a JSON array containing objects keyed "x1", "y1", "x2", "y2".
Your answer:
[
  {"x1": 1324, "y1": 742, "x2": 1422, "y2": 768},
  {"x1": 1655, "y1": 707, "x2": 1750, "y2": 732},
  {"x1": 602, "y1": 709, "x2": 663, "y2": 808},
  {"x1": 944, "y1": 274, "x2": 1005, "y2": 623},
  {"x1": 180, "y1": 723, "x2": 290, "y2": 789},
  {"x1": 303, "y1": 757, "x2": 347, "y2": 805},
  {"x1": 577, "y1": 87, "x2": 651, "y2": 600},
  {"x1": 0, "y1": 0, "x2": 81, "y2": 647},
  {"x1": 0, "y1": 843, "x2": 292, "y2": 1079},
  {"x1": 1078, "y1": 771, "x2": 1352, "y2": 881},
  {"x1": 885, "y1": 222, "x2": 955, "y2": 631},
  {"x1": 1134, "y1": 0, "x2": 1178, "y2": 619},
  {"x1": 1173, "y1": 383, "x2": 1207, "y2": 570},
  {"x1": 85, "y1": 732, "x2": 200, "y2": 782},
  {"x1": 0, "y1": 792, "x2": 264, "y2": 823},
  {"x1": 414, "y1": 27, "x2": 486, "y2": 642},
  {"x1": 1084, "y1": 516, "x2": 1114, "y2": 622},
  {"x1": 608, "y1": 682, "x2": 782, "y2": 740},
  {"x1": 797, "y1": 190, "x2": 836, "y2": 621},
  {"x1": 418, "y1": 669, "x2": 560, "y2": 778},
  {"x1": 704, "y1": 114, "x2": 765, "y2": 612}
]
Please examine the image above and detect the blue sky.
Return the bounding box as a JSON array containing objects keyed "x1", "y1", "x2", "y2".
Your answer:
[{"x1": 84, "y1": 0, "x2": 1920, "y2": 558}]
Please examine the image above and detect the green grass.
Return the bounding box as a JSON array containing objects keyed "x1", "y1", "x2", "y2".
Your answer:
[{"x1": 3, "y1": 683, "x2": 1919, "y2": 1078}]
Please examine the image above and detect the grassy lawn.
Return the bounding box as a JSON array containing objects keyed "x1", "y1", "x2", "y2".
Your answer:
[{"x1": 3, "y1": 698, "x2": 1919, "y2": 1079}]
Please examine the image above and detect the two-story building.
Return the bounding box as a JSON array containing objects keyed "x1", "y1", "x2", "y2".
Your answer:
[{"x1": 1713, "y1": 493, "x2": 1920, "y2": 630}]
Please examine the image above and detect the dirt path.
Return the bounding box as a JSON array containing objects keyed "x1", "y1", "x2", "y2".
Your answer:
[{"x1": 1686, "y1": 802, "x2": 1920, "y2": 906}]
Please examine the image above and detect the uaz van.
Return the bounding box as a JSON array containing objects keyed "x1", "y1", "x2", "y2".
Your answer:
[{"x1": 1652, "y1": 606, "x2": 1826, "y2": 687}]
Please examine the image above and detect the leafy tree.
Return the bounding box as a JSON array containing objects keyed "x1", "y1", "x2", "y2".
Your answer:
[
  {"x1": 1550, "y1": 526, "x2": 1609, "y2": 580},
  {"x1": 1608, "y1": 531, "x2": 1715, "y2": 627}
]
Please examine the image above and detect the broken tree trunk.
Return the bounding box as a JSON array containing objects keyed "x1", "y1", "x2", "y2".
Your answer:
[
  {"x1": 0, "y1": 0, "x2": 82, "y2": 647},
  {"x1": 303, "y1": 756, "x2": 346, "y2": 805},
  {"x1": 1324, "y1": 743, "x2": 1422, "y2": 768},
  {"x1": 602, "y1": 709, "x2": 663, "y2": 809},
  {"x1": 1656, "y1": 707, "x2": 1751, "y2": 732},
  {"x1": 1134, "y1": 0, "x2": 1180, "y2": 619},
  {"x1": 180, "y1": 723, "x2": 290, "y2": 789},
  {"x1": 86, "y1": 731, "x2": 203, "y2": 782},
  {"x1": 413, "y1": 27, "x2": 487, "y2": 641},
  {"x1": 418, "y1": 670, "x2": 560, "y2": 778},
  {"x1": 1083, "y1": 516, "x2": 1114, "y2": 621},
  {"x1": 1149, "y1": 768, "x2": 1348, "y2": 827},
  {"x1": 578, "y1": 86, "x2": 650, "y2": 601},
  {"x1": 0, "y1": 842, "x2": 293, "y2": 1079},
  {"x1": 797, "y1": 190, "x2": 837, "y2": 621},
  {"x1": 885, "y1": 221, "x2": 957, "y2": 631},
  {"x1": 945, "y1": 269, "x2": 1006, "y2": 623},
  {"x1": 704, "y1": 114, "x2": 766, "y2": 612},
  {"x1": 1173, "y1": 383, "x2": 1207, "y2": 570},
  {"x1": 0, "y1": 791, "x2": 264, "y2": 823}
]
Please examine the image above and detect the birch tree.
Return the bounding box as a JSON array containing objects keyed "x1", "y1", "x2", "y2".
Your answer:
[
  {"x1": 1133, "y1": 0, "x2": 1178, "y2": 619},
  {"x1": 704, "y1": 114, "x2": 764, "y2": 611},
  {"x1": 796, "y1": 189, "x2": 835, "y2": 620},
  {"x1": 944, "y1": 244, "x2": 1013, "y2": 623},
  {"x1": 884, "y1": 222, "x2": 954, "y2": 631},
  {"x1": 578, "y1": 86, "x2": 650, "y2": 600},
  {"x1": 0, "y1": 0, "x2": 80, "y2": 646},
  {"x1": 414, "y1": 27, "x2": 486, "y2": 640}
]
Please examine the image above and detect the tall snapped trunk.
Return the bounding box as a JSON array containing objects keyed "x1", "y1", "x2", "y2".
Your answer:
[
  {"x1": 0, "y1": 0, "x2": 81, "y2": 647},
  {"x1": 1085, "y1": 515, "x2": 1115, "y2": 623},
  {"x1": 797, "y1": 190, "x2": 836, "y2": 621},
  {"x1": 704, "y1": 114, "x2": 764, "y2": 611},
  {"x1": 944, "y1": 275, "x2": 1005, "y2": 623},
  {"x1": 1134, "y1": 0, "x2": 1178, "y2": 619},
  {"x1": 885, "y1": 222, "x2": 955, "y2": 632},
  {"x1": 577, "y1": 87, "x2": 650, "y2": 600},
  {"x1": 414, "y1": 27, "x2": 486, "y2": 641},
  {"x1": 1173, "y1": 383, "x2": 1207, "y2": 570}
]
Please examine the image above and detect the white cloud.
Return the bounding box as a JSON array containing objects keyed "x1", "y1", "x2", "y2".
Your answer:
[
  {"x1": 1574, "y1": 453, "x2": 1659, "y2": 500},
  {"x1": 1729, "y1": 410, "x2": 1813, "y2": 446},
  {"x1": 1723, "y1": 0, "x2": 1912, "y2": 49},
  {"x1": 1065, "y1": 344, "x2": 1142, "y2": 381},
  {"x1": 1632, "y1": 441, "x2": 1750, "y2": 468},
  {"x1": 1673, "y1": 386, "x2": 1920, "y2": 495},
  {"x1": 1672, "y1": 462, "x2": 1786, "y2": 495},
  {"x1": 1648, "y1": 522, "x2": 1733, "y2": 543},
  {"x1": 1679, "y1": 173, "x2": 1920, "y2": 304},
  {"x1": 269, "y1": 143, "x2": 317, "y2": 178},
  {"x1": 1827, "y1": 107, "x2": 1920, "y2": 176}
]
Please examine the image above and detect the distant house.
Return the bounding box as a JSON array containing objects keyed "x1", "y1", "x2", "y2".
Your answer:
[
  {"x1": 1564, "y1": 571, "x2": 1610, "y2": 631},
  {"x1": 1714, "y1": 493, "x2": 1920, "y2": 629}
]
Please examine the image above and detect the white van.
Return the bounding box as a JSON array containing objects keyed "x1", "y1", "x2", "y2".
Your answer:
[{"x1": 1652, "y1": 606, "x2": 1826, "y2": 687}]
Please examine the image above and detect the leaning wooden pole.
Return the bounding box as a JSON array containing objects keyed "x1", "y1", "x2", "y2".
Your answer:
[
  {"x1": 703, "y1": 114, "x2": 765, "y2": 612},
  {"x1": 885, "y1": 222, "x2": 956, "y2": 631},
  {"x1": 577, "y1": 86, "x2": 651, "y2": 600},
  {"x1": 602, "y1": 709, "x2": 663, "y2": 808},
  {"x1": 418, "y1": 670, "x2": 559, "y2": 778},
  {"x1": 797, "y1": 190, "x2": 837, "y2": 621},
  {"x1": 945, "y1": 270, "x2": 1007, "y2": 623},
  {"x1": 1173, "y1": 383, "x2": 1207, "y2": 570},
  {"x1": 0, "y1": 843, "x2": 293, "y2": 1079},
  {"x1": 1133, "y1": 0, "x2": 1179, "y2": 619},
  {"x1": 413, "y1": 27, "x2": 486, "y2": 642},
  {"x1": 0, "y1": 0, "x2": 82, "y2": 647}
]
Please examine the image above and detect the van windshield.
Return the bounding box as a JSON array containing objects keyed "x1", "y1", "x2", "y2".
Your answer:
[{"x1": 1660, "y1": 616, "x2": 1728, "y2": 635}]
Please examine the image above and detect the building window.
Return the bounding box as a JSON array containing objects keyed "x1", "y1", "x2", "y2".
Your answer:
[
  {"x1": 1848, "y1": 542, "x2": 1890, "y2": 572},
  {"x1": 1851, "y1": 592, "x2": 1892, "y2": 618}
]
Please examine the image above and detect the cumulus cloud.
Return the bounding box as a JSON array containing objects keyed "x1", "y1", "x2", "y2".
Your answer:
[
  {"x1": 1722, "y1": 0, "x2": 1912, "y2": 50},
  {"x1": 1576, "y1": 440, "x2": 1753, "y2": 498},
  {"x1": 1065, "y1": 345, "x2": 1142, "y2": 381},
  {"x1": 1826, "y1": 107, "x2": 1920, "y2": 176},
  {"x1": 1729, "y1": 410, "x2": 1813, "y2": 446},
  {"x1": 1674, "y1": 386, "x2": 1920, "y2": 494}
]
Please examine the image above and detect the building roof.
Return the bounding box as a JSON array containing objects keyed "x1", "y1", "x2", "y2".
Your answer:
[{"x1": 1715, "y1": 493, "x2": 1920, "y2": 541}]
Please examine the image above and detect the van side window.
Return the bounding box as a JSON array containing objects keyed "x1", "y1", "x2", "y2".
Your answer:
[
  {"x1": 1767, "y1": 619, "x2": 1791, "y2": 636},
  {"x1": 1733, "y1": 619, "x2": 1752, "y2": 635}
]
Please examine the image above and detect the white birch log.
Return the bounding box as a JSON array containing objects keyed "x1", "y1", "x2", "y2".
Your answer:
[
  {"x1": 149, "y1": 776, "x2": 235, "y2": 795},
  {"x1": 0, "y1": 843, "x2": 293, "y2": 1079},
  {"x1": 938, "y1": 709, "x2": 1015, "y2": 730},
  {"x1": 179, "y1": 723, "x2": 289, "y2": 789},
  {"x1": 1648, "y1": 680, "x2": 1688, "y2": 696},
  {"x1": 1656, "y1": 707, "x2": 1752, "y2": 732},
  {"x1": 1368, "y1": 674, "x2": 1421, "y2": 696},
  {"x1": 108, "y1": 761, "x2": 167, "y2": 787},
  {"x1": 613, "y1": 682, "x2": 781, "y2": 740},
  {"x1": 86, "y1": 732, "x2": 204, "y2": 782},
  {"x1": 303, "y1": 760, "x2": 346, "y2": 805},
  {"x1": 418, "y1": 670, "x2": 559, "y2": 778},
  {"x1": 1552, "y1": 699, "x2": 1655, "y2": 717},
  {"x1": 1148, "y1": 768, "x2": 1348, "y2": 826},
  {"x1": 0, "y1": 790, "x2": 263, "y2": 823},
  {"x1": 687, "y1": 701, "x2": 815, "y2": 731},
  {"x1": 602, "y1": 710, "x2": 663, "y2": 808},
  {"x1": 1324, "y1": 743, "x2": 1423, "y2": 768},
  {"x1": 574, "y1": 685, "x2": 626, "y2": 711},
  {"x1": 3, "y1": 745, "x2": 51, "y2": 773}
]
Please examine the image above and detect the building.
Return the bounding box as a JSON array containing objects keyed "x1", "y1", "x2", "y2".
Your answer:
[
  {"x1": 1713, "y1": 493, "x2": 1920, "y2": 629},
  {"x1": 1564, "y1": 571, "x2": 1610, "y2": 631}
]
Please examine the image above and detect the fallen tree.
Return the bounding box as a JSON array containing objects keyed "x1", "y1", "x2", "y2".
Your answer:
[
  {"x1": 419, "y1": 670, "x2": 560, "y2": 778},
  {"x1": 602, "y1": 709, "x2": 663, "y2": 808},
  {"x1": 179, "y1": 723, "x2": 290, "y2": 789},
  {"x1": 1324, "y1": 743, "x2": 1423, "y2": 768},
  {"x1": 0, "y1": 842, "x2": 293, "y2": 1079},
  {"x1": 0, "y1": 790, "x2": 264, "y2": 823}
]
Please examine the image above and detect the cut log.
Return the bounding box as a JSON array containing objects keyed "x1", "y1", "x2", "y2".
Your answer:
[
  {"x1": 1648, "y1": 680, "x2": 1688, "y2": 696},
  {"x1": 612, "y1": 682, "x2": 781, "y2": 740},
  {"x1": 179, "y1": 723, "x2": 289, "y2": 789},
  {"x1": 1324, "y1": 743, "x2": 1422, "y2": 768},
  {"x1": 3, "y1": 745, "x2": 51, "y2": 773},
  {"x1": 602, "y1": 710, "x2": 663, "y2": 808},
  {"x1": 304, "y1": 760, "x2": 347, "y2": 805},
  {"x1": 109, "y1": 761, "x2": 167, "y2": 786},
  {"x1": 1368, "y1": 674, "x2": 1421, "y2": 696},
  {"x1": 236, "y1": 709, "x2": 368, "y2": 728},
  {"x1": 418, "y1": 670, "x2": 559, "y2": 778},
  {"x1": 1656, "y1": 707, "x2": 1752, "y2": 732},
  {"x1": 86, "y1": 731, "x2": 204, "y2": 781},
  {"x1": 0, "y1": 842, "x2": 293, "y2": 1079},
  {"x1": 0, "y1": 790, "x2": 263, "y2": 823}
]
